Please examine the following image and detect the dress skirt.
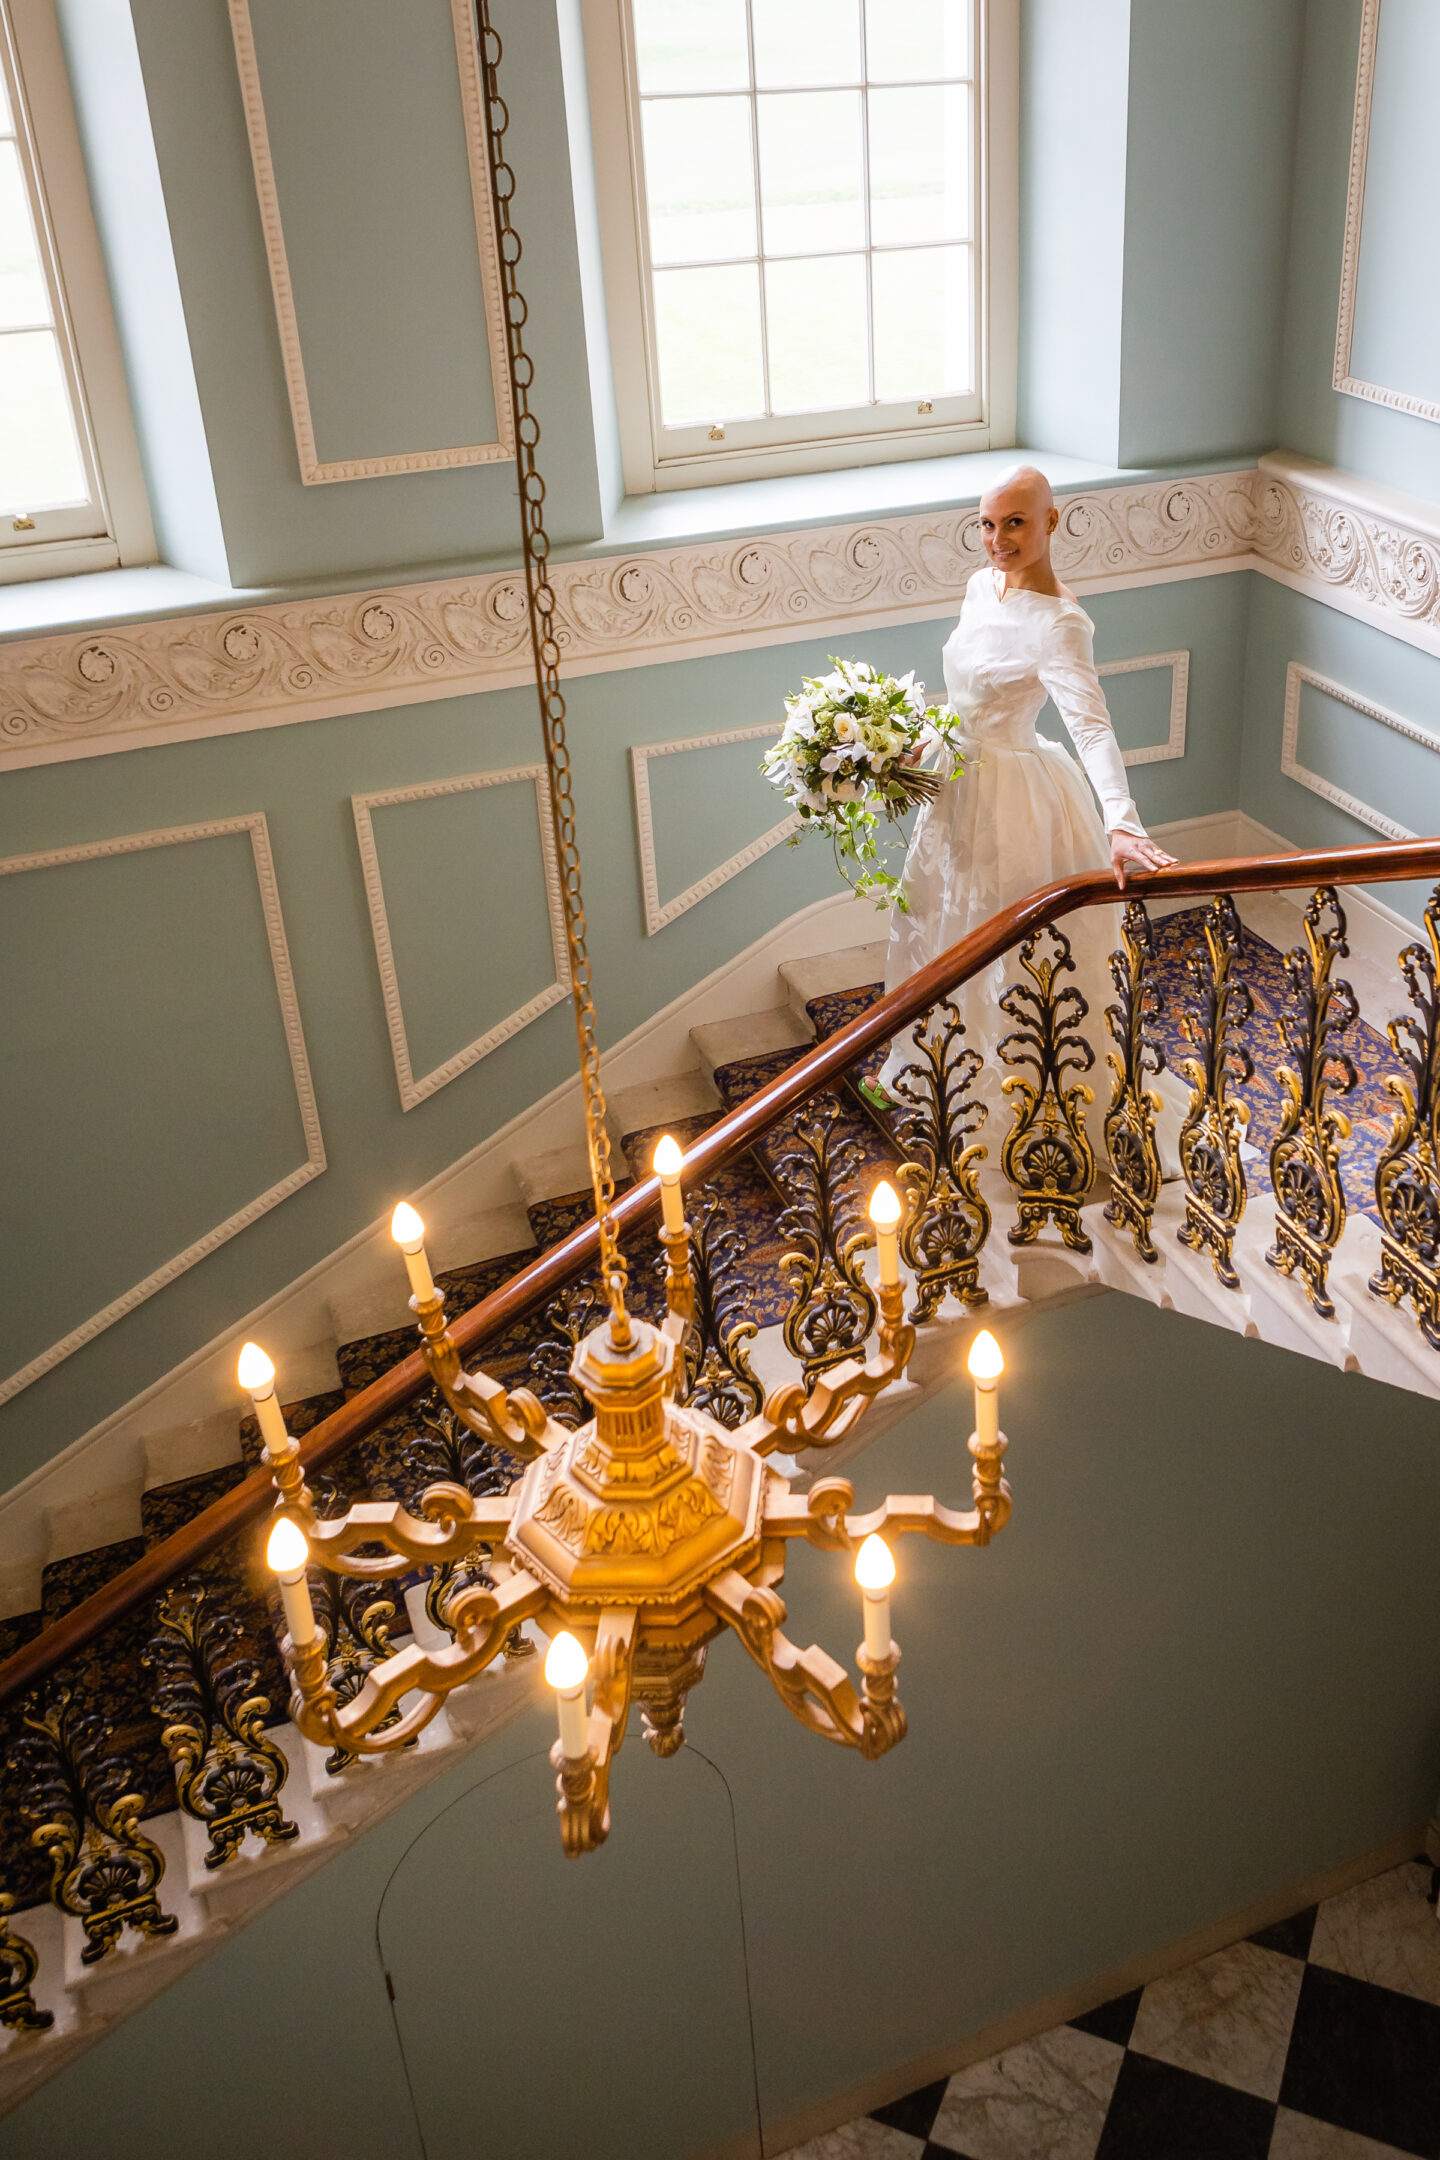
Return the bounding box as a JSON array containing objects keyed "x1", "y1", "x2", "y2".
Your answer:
[{"x1": 877, "y1": 731, "x2": 1123, "y2": 1132}]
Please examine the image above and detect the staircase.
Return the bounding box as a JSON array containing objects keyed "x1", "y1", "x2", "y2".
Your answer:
[{"x1": 4, "y1": 845, "x2": 1440, "y2": 2112}]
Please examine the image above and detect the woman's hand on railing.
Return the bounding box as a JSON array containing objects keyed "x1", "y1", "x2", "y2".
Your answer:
[{"x1": 1110, "y1": 830, "x2": 1178, "y2": 889}]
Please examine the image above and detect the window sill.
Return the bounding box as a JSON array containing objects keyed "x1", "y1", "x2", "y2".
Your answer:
[
  {"x1": 580, "y1": 446, "x2": 1262, "y2": 561},
  {"x1": 0, "y1": 447, "x2": 1263, "y2": 647},
  {"x1": 0, "y1": 562, "x2": 239, "y2": 642}
]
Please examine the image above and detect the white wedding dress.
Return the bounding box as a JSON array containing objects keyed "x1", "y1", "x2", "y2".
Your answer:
[{"x1": 877, "y1": 568, "x2": 1148, "y2": 1121}]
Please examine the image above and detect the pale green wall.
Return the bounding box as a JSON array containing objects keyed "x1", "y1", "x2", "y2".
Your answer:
[
  {"x1": 1242, "y1": 577, "x2": 1440, "y2": 925},
  {"x1": 0, "y1": 580, "x2": 1242, "y2": 1492},
  {"x1": 54, "y1": 0, "x2": 230, "y2": 582},
  {"x1": 57, "y1": 0, "x2": 610, "y2": 588},
  {"x1": 1018, "y1": 0, "x2": 1131, "y2": 465},
  {"x1": 1018, "y1": 0, "x2": 1304, "y2": 469},
  {"x1": 1117, "y1": 0, "x2": 1305, "y2": 465},
  {"x1": 7, "y1": 1297, "x2": 1440, "y2": 2160},
  {"x1": 1279, "y1": 0, "x2": 1440, "y2": 500}
]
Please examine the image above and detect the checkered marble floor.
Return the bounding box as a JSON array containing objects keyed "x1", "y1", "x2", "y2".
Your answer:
[{"x1": 778, "y1": 1861, "x2": 1440, "y2": 2160}]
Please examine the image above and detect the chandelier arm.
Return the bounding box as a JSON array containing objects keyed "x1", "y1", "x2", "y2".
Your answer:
[
  {"x1": 705, "y1": 1569, "x2": 873, "y2": 1751},
  {"x1": 287, "y1": 1569, "x2": 549, "y2": 1755},
  {"x1": 843, "y1": 1493, "x2": 1002, "y2": 1547},
  {"x1": 414, "y1": 1288, "x2": 556, "y2": 1459},
  {"x1": 438, "y1": 1372, "x2": 559, "y2": 1461},
  {"x1": 587, "y1": 1607, "x2": 638, "y2": 1765},
  {"x1": 754, "y1": 1287, "x2": 916, "y2": 1453},
  {"x1": 547, "y1": 1608, "x2": 636, "y2": 1858},
  {"x1": 298, "y1": 1492, "x2": 516, "y2": 1577}
]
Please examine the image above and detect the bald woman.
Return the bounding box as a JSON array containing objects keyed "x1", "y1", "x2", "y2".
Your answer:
[{"x1": 870, "y1": 466, "x2": 1176, "y2": 1111}]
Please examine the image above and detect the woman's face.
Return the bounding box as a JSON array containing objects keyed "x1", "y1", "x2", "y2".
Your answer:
[{"x1": 979, "y1": 485, "x2": 1058, "y2": 576}]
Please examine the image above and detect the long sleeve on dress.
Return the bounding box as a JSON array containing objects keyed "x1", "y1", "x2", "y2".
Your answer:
[{"x1": 1038, "y1": 607, "x2": 1146, "y2": 837}]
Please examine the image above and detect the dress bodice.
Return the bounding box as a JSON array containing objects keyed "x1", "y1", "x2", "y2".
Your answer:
[{"x1": 935, "y1": 569, "x2": 1144, "y2": 835}]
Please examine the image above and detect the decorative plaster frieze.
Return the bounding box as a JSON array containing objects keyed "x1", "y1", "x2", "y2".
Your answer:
[
  {"x1": 0, "y1": 815, "x2": 325, "y2": 1407},
  {"x1": 352, "y1": 766, "x2": 570, "y2": 1108},
  {"x1": 1280, "y1": 661, "x2": 1433, "y2": 842},
  {"x1": 1253, "y1": 454, "x2": 1440, "y2": 661},
  {"x1": 1331, "y1": 0, "x2": 1440, "y2": 426},
  {"x1": 227, "y1": 0, "x2": 514, "y2": 481},
  {"x1": 0, "y1": 468, "x2": 1263, "y2": 766},
  {"x1": 10, "y1": 458, "x2": 1440, "y2": 768}
]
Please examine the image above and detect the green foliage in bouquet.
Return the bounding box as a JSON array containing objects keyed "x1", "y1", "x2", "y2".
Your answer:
[{"x1": 760, "y1": 658, "x2": 964, "y2": 910}]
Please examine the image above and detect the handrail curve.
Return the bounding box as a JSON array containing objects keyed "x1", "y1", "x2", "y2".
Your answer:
[{"x1": 3, "y1": 837, "x2": 1437, "y2": 1708}]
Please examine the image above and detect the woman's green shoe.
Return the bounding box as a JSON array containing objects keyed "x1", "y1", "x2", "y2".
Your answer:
[{"x1": 856, "y1": 1077, "x2": 895, "y2": 1113}]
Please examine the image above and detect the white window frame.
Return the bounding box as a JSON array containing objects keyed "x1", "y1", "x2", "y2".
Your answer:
[
  {"x1": 0, "y1": 0, "x2": 153, "y2": 583},
  {"x1": 582, "y1": 0, "x2": 1017, "y2": 493}
]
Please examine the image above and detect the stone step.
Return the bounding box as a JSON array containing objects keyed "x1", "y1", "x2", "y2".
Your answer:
[
  {"x1": 778, "y1": 940, "x2": 888, "y2": 1028},
  {"x1": 690, "y1": 1004, "x2": 811, "y2": 1086}
]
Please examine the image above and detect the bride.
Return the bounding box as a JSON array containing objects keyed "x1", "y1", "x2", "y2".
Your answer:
[{"x1": 867, "y1": 465, "x2": 1176, "y2": 1112}]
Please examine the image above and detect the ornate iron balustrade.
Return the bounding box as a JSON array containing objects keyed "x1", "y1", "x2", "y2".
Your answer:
[
  {"x1": 3, "y1": 839, "x2": 1440, "y2": 1721},
  {"x1": 3, "y1": 840, "x2": 1440, "y2": 2002}
]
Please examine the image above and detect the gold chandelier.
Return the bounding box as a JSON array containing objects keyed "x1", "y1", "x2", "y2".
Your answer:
[
  {"x1": 239, "y1": 1238, "x2": 1009, "y2": 1855},
  {"x1": 228, "y1": 0, "x2": 1016, "y2": 1854}
]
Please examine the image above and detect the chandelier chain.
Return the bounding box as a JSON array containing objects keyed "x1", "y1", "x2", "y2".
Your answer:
[{"x1": 475, "y1": 0, "x2": 625, "y2": 1307}]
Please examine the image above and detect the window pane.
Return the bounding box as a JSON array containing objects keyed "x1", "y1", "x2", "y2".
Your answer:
[
  {"x1": 0, "y1": 142, "x2": 50, "y2": 329},
  {"x1": 864, "y1": 0, "x2": 971, "y2": 81},
  {"x1": 868, "y1": 85, "x2": 970, "y2": 246},
  {"x1": 633, "y1": 0, "x2": 749, "y2": 94},
  {"x1": 765, "y1": 252, "x2": 868, "y2": 412},
  {"x1": 642, "y1": 96, "x2": 756, "y2": 264},
  {"x1": 0, "y1": 328, "x2": 88, "y2": 511},
  {"x1": 654, "y1": 262, "x2": 765, "y2": 424},
  {"x1": 758, "y1": 90, "x2": 864, "y2": 255},
  {"x1": 872, "y1": 243, "x2": 972, "y2": 399},
  {"x1": 752, "y1": 0, "x2": 861, "y2": 87}
]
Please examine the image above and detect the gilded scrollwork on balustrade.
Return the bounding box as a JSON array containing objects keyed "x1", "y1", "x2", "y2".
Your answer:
[
  {"x1": 0, "y1": 1893, "x2": 52, "y2": 2031},
  {"x1": 1370, "y1": 886, "x2": 1440, "y2": 1348},
  {"x1": 998, "y1": 924, "x2": 1097, "y2": 1251},
  {"x1": 16, "y1": 1687, "x2": 178, "y2": 1965},
  {"x1": 773, "y1": 1098, "x2": 879, "y2": 1383},
  {"x1": 665, "y1": 1189, "x2": 763, "y2": 1428},
  {"x1": 1176, "y1": 895, "x2": 1254, "y2": 1288},
  {"x1": 1103, "y1": 899, "x2": 1167, "y2": 1263},
  {"x1": 144, "y1": 1586, "x2": 298, "y2": 1869},
  {"x1": 1266, "y1": 888, "x2": 1358, "y2": 1318},
  {"x1": 888, "y1": 998, "x2": 991, "y2": 1319}
]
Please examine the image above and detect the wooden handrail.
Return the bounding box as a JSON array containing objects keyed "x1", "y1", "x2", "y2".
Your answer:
[{"x1": 3, "y1": 836, "x2": 1437, "y2": 1708}]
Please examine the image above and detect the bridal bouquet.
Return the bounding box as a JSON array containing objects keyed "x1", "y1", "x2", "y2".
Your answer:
[{"x1": 761, "y1": 658, "x2": 963, "y2": 910}]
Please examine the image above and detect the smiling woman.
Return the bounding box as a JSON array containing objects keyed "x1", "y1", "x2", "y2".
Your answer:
[{"x1": 583, "y1": 0, "x2": 1017, "y2": 489}]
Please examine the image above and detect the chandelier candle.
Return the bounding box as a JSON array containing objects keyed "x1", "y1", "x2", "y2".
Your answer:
[
  {"x1": 869, "y1": 1180, "x2": 903, "y2": 1287},
  {"x1": 266, "y1": 1517, "x2": 318, "y2": 1649},
  {"x1": 545, "y1": 1631, "x2": 590, "y2": 1760},
  {"x1": 855, "y1": 1534, "x2": 896, "y2": 1657},
  {"x1": 237, "y1": 1341, "x2": 288, "y2": 1456},
  {"x1": 390, "y1": 1202, "x2": 436, "y2": 1303},
  {"x1": 652, "y1": 1135, "x2": 686, "y2": 1236},
  {"x1": 967, "y1": 1329, "x2": 1004, "y2": 1450}
]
